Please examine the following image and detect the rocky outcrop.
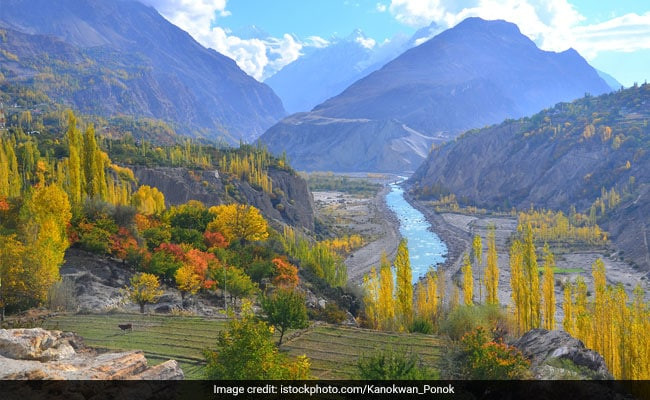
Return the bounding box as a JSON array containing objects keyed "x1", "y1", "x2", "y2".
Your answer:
[
  {"x1": 513, "y1": 329, "x2": 612, "y2": 380},
  {"x1": 0, "y1": 328, "x2": 183, "y2": 380},
  {"x1": 131, "y1": 166, "x2": 315, "y2": 231}
]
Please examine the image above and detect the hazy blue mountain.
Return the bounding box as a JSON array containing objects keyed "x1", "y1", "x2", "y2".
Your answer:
[
  {"x1": 0, "y1": 0, "x2": 285, "y2": 143},
  {"x1": 261, "y1": 18, "x2": 612, "y2": 172},
  {"x1": 265, "y1": 24, "x2": 439, "y2": 114},
  {"x1": 596, "y1": 69, "x2": 624, "y2": 91}
]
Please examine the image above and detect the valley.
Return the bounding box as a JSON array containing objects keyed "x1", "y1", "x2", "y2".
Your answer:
[{"x1": 1, "y1": 0, "x2": 649, "y2": 389}]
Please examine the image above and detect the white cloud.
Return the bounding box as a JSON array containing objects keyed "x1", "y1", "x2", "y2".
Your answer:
[
  {"x1": 387, "y1": 0, "x2": 650, "y2": 60},
  {"x1": 356, "y1": 36, "x2": 377, "y2": 49},
  {"x1": 376, "y1": 3, "x2": 387, "y2": 12},
  {"x1": 306, "y1": 36, "x2": 331, "y2": 48},
  {"x1": 141, "y1": 0, "x2": 306, "y2": 80}
]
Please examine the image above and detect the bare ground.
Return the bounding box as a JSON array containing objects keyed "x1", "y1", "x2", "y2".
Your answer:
[{"x1": 313, "y1": 188, "x2": 401, "y2": 284}]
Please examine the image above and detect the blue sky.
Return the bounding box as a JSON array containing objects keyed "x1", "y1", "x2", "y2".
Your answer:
[{"x1": 143, "y1": 0, "x2": 650, "y2": 86}]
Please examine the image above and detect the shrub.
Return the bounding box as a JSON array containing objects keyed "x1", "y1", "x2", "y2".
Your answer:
[
  {"x1": 357, "y1": 349, "x2": 438, "y2": 380},
  {"x1": 141, "y1": 227, "x2": 172, "y2": 250},
  {"x1": 458, "y1": 327, "x2": 530, "y2": 379},
  {"x1": 77, "y1": 222, "x2": 112, "y2": 254},
  {"x1": 440, "y1": 304, "x2": 510, "y2": 341},
  {"x1": 309, "y1": 302, "x2": 348, "y2": 324},
  {"x1": 409, "y1": 317, "x2": 434, "y2": 334},
  {"x1": 47, "y1": 278, "x2": 77, "y2": 312},
  {"x1": 171, "y1": 227, "x2": 205, "y2": 250}
]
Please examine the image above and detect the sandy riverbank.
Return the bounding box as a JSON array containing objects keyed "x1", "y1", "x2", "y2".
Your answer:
[{"x1": 313, "y1": 187, "x2": 401, "y2": 284}]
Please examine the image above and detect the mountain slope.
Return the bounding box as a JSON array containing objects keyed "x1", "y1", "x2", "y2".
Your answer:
[
  {"x1": 261, "y1": 18, "x2": 611, "y2": 172},
  {"x1": 265, "y1": 25, "x2": 438, "y2": 114},
  {"x1": 0, "y1": 0, "x2": 285, "y2": 142},
  {"x1": 410, "y1": 84, "x2": 650, "y2": 270}
]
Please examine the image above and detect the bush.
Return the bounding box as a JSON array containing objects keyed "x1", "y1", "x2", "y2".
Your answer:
[
  {"x1": 141, "y1": 227, "x2": 172, "y2": 250},
  {"x1": 309, "y1": 302, "x2": 348, "y2": 324},
  {"x1": 78, "y1": 223, "x2": 112, "y2": 254},
  {"x1": 458, "y1": 327, "x2": 530, "y2": 379},
  {"x1": 440, "y1": 304, "x2": 510, "y2": 341},
  {"x1": 357, "y1": 349, "x2": 438, "y2": 380},
  {"x1": 171, "y1": 227, "x2": 206, "y2": 250},
  {"x1": 246, "y1": 258, "x2": 275, "y2": 283},
  {"x1": 148, "y1": 250, "x2": 182, "y2": 278},
  {"x1": 409, "y1": 317, "x2": 434, "y2": 334}
]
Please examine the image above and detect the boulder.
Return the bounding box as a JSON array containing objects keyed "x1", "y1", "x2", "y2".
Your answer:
[
  {"x1": 0, "y1": 328, "x2": 76, "y2": 361},
  {"x1": 513, "y1": 329, "x2": 612, "y2": 379},
  {"x1": 0, "y1": 328, "x2": 184, "y2": 380}
]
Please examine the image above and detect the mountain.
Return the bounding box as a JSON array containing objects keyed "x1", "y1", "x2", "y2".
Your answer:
[
  {"x1": 410, "y1": 84, "x2": 650, "y2": 270},
  {"x1": 0, "y1": 0, "x2": 285, "y2": 143},
  {"x1": 260, "y1": 18, "x2": 611, "y2": 172},
  {"x1": 596, "y1": 69, "x2": 624, "y2": 91},
  {"x1": 265, "y1": 24, "x2": 439, "y2": 114}
]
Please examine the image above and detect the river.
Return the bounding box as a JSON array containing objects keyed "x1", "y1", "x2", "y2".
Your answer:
[{"x1": 385, "y1": 180, "x2": 447, "y2": 283}]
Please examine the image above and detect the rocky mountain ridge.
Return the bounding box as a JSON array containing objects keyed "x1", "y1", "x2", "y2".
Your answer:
[
  {"x1": 0, "y1": 0, "x2": 285, "y2": 143},
  {"x1": 261, "y1": 17, "x2": 611, "y2": 172},
  {"x1": 410, "y1": 84, "x2": 650, "y2": 270}
]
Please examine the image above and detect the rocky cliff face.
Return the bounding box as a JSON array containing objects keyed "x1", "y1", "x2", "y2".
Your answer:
[
  {"x1": 131, "y1": 166, "x2": 315, "y2": 231},
  {"x1": 0, "y1": 328, "x2": 183, "y2": 379}
]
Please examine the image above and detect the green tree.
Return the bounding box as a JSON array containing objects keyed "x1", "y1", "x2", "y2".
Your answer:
[
  {"x1": 204, "y1": 301, "x2": 311, "y2": 379},
  {"x1": 260, "y1": 289, "x2": 309, "y2": 345}
]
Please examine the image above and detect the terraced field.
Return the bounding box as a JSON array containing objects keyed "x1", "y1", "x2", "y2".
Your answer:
[
  {"x1": 43, "y1": 314, "x2": 447, "y2": 379},
  {"x1": 43, "y1": 313, "x2": 227, "y2": 379},
  {"x1": 281, "y1": 324, "x2": 446, "y2": 379}
]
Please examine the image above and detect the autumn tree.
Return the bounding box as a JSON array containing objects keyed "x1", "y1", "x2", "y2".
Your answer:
[
  {"x1": 521, "y1": 224, "x2": 540, "y2": 331},
  {"x1": 207, "y1": 204, "x2": 268, "y2": 244},
  {"x1": 175, "y1": 264, "x2": 202, "y2": 300},
  {"x1": 65, "y1": 111, "x2": 84, "y2": 206},
  {"x1": 126, "y1": 272, "x2": 163, "y2": 313},
  {"x1": 472, "y1": 235, "x2": 483, "y2": 302},
  {"x1": 21, "y1": 183, "x2": 72, "y2": 304},
  {"x1": 363, "y1": 267, "x2": 380, "y2": 329},
  {"x1": 541, "y1": 244, "x2": 556, "y2": 330},
  {"x1": 260, "y1": 289, "x2": 309, "y2": 345},
  {"x1": 271, "y1": 257, "x2": 299, "y2": 289},
  {"x1": 394, "y1": 239, "x2": 413, "y2": 329},
  {"x1": 462, "y1": 253, "x2": 473, "y2": 306},
  {"x1": 377, "y1": 252, "x2": 395, "y2": 331},
  {"x1": 131, "y1": 185, "x2": 165, "y2": 215},
  {"x1": 0, "y1": 235, "x2": 26, "y2": 320},
  {"x1": 484, "y1": 226, "x2": 499, "y2": 305}
]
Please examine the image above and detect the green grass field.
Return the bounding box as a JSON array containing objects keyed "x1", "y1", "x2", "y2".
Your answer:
[{"x1": 43, "y1": 314, "x2": 446, "y2": 380}]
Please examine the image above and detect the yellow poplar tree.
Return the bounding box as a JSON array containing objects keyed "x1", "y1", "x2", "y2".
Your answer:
[
  {"x1": 541, "y1": 243, "x2": 555, "y2": 330},
  {"x1": 462, "y1": 253, "x2": 473, "y2": 306},
  {"x1": 377, "y1": 252, "x2": 395, "y2": 331},
  {"x1": 394, "y1": 239, "x2": 412, "y2": 329},
  {"x1": 510, "y1": 239, "x2": 525, "y2": 333},
  {"x1": 208, "y1": 204, "x2": 269, "y2": 244},
  {"x1": 21, "y1": 183, "x2": 72, "y2": 303},
  {"x1": 363, "y1": 267, "x2": 380, "y2": 329},
  {"x1": 472, "y1": 235, "x2": 482, "y2": 302},
  {"x1": 485, "y1": 226, "x2": 499, "y2": 305}
]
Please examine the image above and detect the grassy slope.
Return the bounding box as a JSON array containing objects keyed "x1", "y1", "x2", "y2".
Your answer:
[{"x1": 43, "y1": 314, "x2": 446, "y2": 380}]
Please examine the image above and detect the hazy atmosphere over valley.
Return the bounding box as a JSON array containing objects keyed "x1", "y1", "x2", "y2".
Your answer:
[{"x1": 0, "y1": 0, "x2": 649, "y2": 396}]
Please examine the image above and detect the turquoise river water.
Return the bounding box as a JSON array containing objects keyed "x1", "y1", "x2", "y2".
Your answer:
[{"x1": 385, "y1": 181, "x2": 448, "y2": 283}]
